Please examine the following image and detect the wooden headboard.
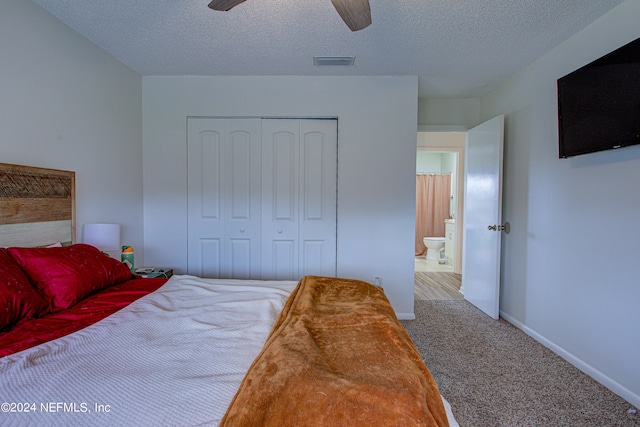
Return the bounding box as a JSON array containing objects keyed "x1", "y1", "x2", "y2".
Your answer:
[{"x1": 0, "y1": 163, "x2": 75, "y2": 247}]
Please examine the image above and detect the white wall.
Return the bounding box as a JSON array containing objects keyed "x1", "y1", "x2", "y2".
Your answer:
[
  {"x1": 416, "y1": 152, "x2": 444, "y2": 173},
  {"x1": 142, "y1": 76, "x2": 419, "y2": 318},
  {"x1": 418, "y1": 98, "x2": 480, "y2": 129},
  {"x1": 481, "y1": 0, "x2": 640, "y2": 406},
  {"x1": 0, "y1": 0, "x2": 144, "y2": 256},
  {"x1": 441, "y1": 153, "x2": 456, "y2": 175}
]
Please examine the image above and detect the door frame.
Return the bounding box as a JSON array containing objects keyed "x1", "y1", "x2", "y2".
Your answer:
[{"x1": 416, "y1": 129, "x2": 466, "y2": 275}]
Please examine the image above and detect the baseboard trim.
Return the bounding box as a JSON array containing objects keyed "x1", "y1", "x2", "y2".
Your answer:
[
  {"x1": 396, "y1": 312, "x2": 416, "y2": 321},
  {"x1": 500, "y1": 310, "x2": 640, "y2": 409}
]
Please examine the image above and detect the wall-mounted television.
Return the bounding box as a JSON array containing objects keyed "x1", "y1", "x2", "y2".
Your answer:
[{"x1": 557, "y1": 37, "x2": 640, "y2": 158}]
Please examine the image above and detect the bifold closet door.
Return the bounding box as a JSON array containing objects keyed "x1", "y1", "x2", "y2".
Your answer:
[
  {"x1": 188, "y1": 117, "x2": 337, "y2": 280},
  {"x1": 261, "y1": 119, "x2": 337, "y2": 280},
  {"x1": 187, "y1": 118, "x2": 262, "y2": 278}
]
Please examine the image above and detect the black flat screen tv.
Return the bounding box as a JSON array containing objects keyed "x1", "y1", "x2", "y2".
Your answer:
[{"x1": 557, "y1": 37, "x2": 640, "y2": 158}]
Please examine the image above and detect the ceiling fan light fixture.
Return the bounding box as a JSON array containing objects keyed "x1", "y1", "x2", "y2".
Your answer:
[{"x1": 313, "y1": 56, "x2": 356, "y2": 66}]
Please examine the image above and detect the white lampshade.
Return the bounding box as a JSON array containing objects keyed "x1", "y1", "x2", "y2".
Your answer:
[{"x1": 83, "y1": 223, "x2": 121, "y2": 250}]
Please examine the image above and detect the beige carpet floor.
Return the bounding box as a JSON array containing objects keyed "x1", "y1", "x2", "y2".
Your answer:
[{"x1": 400, "y1": 300, "x2": 639, "y2": 427}]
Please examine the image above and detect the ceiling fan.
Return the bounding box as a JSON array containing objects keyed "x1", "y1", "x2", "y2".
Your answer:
[{"x1": 208, "y1": 0, "x2": 372, "y2": 32}]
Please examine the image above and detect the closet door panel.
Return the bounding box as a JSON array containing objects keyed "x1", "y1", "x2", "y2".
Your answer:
[
  {"x1": 302, "y1": 134, "x2": 324, "y2": 219},
  {"x1": 299, "y1": 120, "x2": 338, "y2": 277},
  {"x1": 223, "y1": 120, "x2": 262, "y2": 279},
  {"x1": 261, "y1": 120, "x2": 299, "y2": 279},
  {"x1": 270, "y1": 239, "x2": 296, "y2": 280},
  {"x1": 229, "y1": 238, "x2": 252, "y2": 278},
  {"x1": 187, "y1": 118, "x2": 225, "y2": 276},
  {"x1": 188, "y1": 118, "x2": 261, "y2": 279},
  {"x1": 201, "y1": 137, "x2": 222, "y2": 219},
  {"x1": 228, "y1": 130, "x2": 252, "y2": 220},
  {"x1": 200, "y1": 238, "x2": 222, "y2": 278},
  {"x1": 273, "y1": 132, "x2": 296, "y2": 221},
  {"x1": 301, "y1": 240, "x2": 325, "y2": 277}
]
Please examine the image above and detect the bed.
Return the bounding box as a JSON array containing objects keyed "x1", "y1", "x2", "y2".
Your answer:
[{"x1": 0, "y1": 163, "x2": 457, "y2": 426}]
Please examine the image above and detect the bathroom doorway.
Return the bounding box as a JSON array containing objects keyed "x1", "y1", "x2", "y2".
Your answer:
[{"x1": 415, "y1": 132, "x2": 465, "y2": 276}]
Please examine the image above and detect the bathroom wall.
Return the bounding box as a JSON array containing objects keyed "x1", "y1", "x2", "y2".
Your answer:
[
  {"x1": 441, "y1": 153, "x2": 456, "y2": 217},
  {"x1": 416, "y1": 152, "x2": 444, "y2": 173},
  {"x1": 441, "y1": 153, "x2": 456, "y2": 175},
  {"x1": 416, "y1": 152, "x2": 457, "y2": 219}
]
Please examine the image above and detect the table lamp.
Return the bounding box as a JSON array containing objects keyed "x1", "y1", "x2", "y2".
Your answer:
[{"x1": 83, "y1": 223, "x2": 121, "y2": 259}]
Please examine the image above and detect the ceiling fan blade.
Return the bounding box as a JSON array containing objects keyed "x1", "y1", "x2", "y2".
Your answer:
[
  {"x1": 208, "y1": 0, "x2": 247, "y2": 11},
  {"x1": 331, "y1": 0, "x2": 371, "y2": 31}
]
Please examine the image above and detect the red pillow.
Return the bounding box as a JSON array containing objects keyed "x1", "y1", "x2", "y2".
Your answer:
[
  {"x1": 8, "y1": 244, "x2": 134, "y2": 312},
  {"x1": 0, "y1": 249, "x2": 49, "y2": 330}
]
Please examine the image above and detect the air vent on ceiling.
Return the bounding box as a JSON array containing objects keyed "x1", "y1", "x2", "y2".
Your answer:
[{"x1": 313, "y1": 56, "x2": 356, "y2": 66}]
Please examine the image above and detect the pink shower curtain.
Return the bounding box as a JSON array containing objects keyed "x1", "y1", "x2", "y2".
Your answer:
[{"x1": 415, "y1": 174, "x2": 451, "y2": 256}]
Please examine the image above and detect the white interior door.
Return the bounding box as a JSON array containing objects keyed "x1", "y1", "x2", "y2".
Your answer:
[{"x1": 461, "y1": 115, "x2": 504, "y2": 319}]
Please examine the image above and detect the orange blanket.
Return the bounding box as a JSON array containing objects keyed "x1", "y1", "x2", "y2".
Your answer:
[{"x1": 221, "y1": 276, "x2": 449, "y2": 426}]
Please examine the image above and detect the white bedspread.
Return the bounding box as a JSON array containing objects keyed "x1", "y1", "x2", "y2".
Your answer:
[{"x1": 0, "y1": 275, "x2": 298, "y2": 426}]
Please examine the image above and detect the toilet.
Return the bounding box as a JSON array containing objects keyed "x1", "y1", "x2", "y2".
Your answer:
[{"x1": 423, "y1": 237, "x2": 445, "y2": 261}]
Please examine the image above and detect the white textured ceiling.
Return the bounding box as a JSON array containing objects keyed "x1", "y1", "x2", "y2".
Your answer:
[{"x1": 31, "y1": 0, "x2": 624, "y2": 98}]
